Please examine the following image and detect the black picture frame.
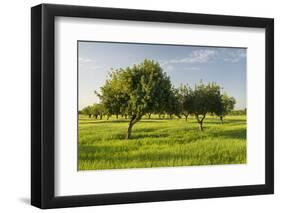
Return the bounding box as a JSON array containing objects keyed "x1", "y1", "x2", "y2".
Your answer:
[{"x1": 31, "y1": 3, "x2": 274, "y2": 209}]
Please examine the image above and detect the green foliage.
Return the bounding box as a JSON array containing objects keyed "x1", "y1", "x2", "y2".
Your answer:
[
  {"x1": 95, "y1": 69, "x2": 127, "y2": 118},
  {"x1": 78, "y1": 115, "x2": 246, "y2": 170}
]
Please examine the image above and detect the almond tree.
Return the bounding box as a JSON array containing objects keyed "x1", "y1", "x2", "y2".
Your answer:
[
  {"x1": 98, "y1": 59, "x2": 173, "y2": 139},
  {"x1": 215, "y1": 94, "x2": 236, "y2": 123},
  {"x1": 189, "y1": 82, "x2": 221, "y2": 131}
]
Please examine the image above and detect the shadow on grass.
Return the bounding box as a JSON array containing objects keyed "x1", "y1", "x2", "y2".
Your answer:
[
  {"x1": 80, "y1": 120, "x2": 128, "y2": 125},
  {"x1": 130, "y1": 132, "x2": 170, "y2": 140},
  {"x1": 202, "y1": 119, "x2": 246, "y2": 124},
  {"x1": 143, "y1": 118, "x2": 181, "y2": 121},
  {"x1": 134, "y1": 127, "x2": 156, "y2": 133},
  {"x1": 209, "y1": 128, "x2": 246, "y2": 140}
]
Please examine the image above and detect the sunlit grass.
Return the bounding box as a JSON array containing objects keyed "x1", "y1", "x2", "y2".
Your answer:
[{"x1": 78, "y1": 115, "x2": 246, "y2": 170}]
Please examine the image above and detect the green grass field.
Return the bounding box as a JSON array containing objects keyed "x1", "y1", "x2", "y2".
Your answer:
[{"x1": 78, "y1": 115, "x2": 246, "y2": 170}]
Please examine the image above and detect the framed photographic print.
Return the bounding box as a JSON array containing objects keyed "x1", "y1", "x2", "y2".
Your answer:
[{"x1": 31, "y1": 3, "x2": 274, "y2": 209}]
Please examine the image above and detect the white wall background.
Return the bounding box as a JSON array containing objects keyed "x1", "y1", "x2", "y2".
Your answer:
[{"x1": 0, "y1": 0, "x2": 279, "y2": 212}]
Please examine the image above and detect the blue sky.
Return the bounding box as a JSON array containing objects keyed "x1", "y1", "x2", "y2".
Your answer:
[{"x1": 78, "y1": 41, "x2": 246, "y2": 110}]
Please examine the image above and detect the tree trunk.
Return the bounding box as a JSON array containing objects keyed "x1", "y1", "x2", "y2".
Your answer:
[
  {"x1": 126, "y1": 122, "x2": 133, "y2": 139},
  {"x1": 184, "y1": 115, "x2": 188, "y2": 121},
  {"x1": 148, "y1": 113, "x2": 151, "y2": 119},
  {"x1": 125, "y1": 114, "x2": 127, "y2": 119},
  {"x1": 169, "y1": 114, "x2": 172, "y2": 119},
  {"x1": 126, "y1": 115, "x2": 141, "y2": 139},
  {"x1": 198, "y1": 121, "x2": 203, "y2": 131},
  {"x1": 107, "y1": 115, "x2": 110, "y2": 120},
  {"x1": 100, "y1": 114, "x2": 103, "y2": 120},
  {"x1": 116, "y1": 114, "x2": 118, "y2": 119},
  {"x1": 95, "y1": 115, "x2": 98, "y2": 119},
  {"x1": 88, "y1": 114, "x2": 91, "y2": 118},
  {"x1": 220, "y1": 116, "x2": 223, "y2": 124},
  {"x1": 195, "y1": 114, "x2": 205, "y2": 131}
]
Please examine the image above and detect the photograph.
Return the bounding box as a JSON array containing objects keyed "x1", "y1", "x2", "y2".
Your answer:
[
  {"x1": 30, "y1": 3, "x2": 274, "y2": 209},
  {"x1": 78, "y1": 41, "x2": 247, "y2": 171}
]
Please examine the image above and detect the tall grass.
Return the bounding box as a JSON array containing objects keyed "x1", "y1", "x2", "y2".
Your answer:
[{"x1": 78, "y1": 115, "x2": 246, "y2": 170}]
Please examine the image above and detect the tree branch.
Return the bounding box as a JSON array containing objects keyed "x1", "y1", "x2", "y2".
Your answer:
[{"x1": 200, "y1": 114, "x2": 206, "y2": 123}]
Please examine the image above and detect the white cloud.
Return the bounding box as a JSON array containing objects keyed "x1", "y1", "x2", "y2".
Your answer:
[
  {"x1": 161, "y1": 49, "x2": 217, "y2": 66},
  {"x1": 222, "y1": 49, "x2": 246, "y2": 63},
  {"x1": 184, "y1": 49, "x2": 217, "y2": 63},
  {"x1": 159, "y1": 63, "x2": 174, "y2": 73},
  {"x1": 183, "y1": 67, "x2": 201, "y2": 71},
  {"x1": 160, "y1": 48, "x2": 246, "y2": 67},
  {"x1": 79, "y1": 57, "x2": 93, "y2": 63}
]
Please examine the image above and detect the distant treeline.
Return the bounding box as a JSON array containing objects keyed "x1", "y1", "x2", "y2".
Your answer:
[
  {"x1": 229, "y1": 109, "x2": 246, "y2": 115},
  {"x1": 79, "y1": 109, "x2": 246, "y2": 118}
]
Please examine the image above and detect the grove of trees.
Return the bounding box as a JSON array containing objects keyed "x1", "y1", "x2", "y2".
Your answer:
[
  {"x1": 81, "y1": 103, "x2": 106, "y2": 120},
  {"x1": 81, "y1": 59, "x2": 237, "y2": 139}
]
